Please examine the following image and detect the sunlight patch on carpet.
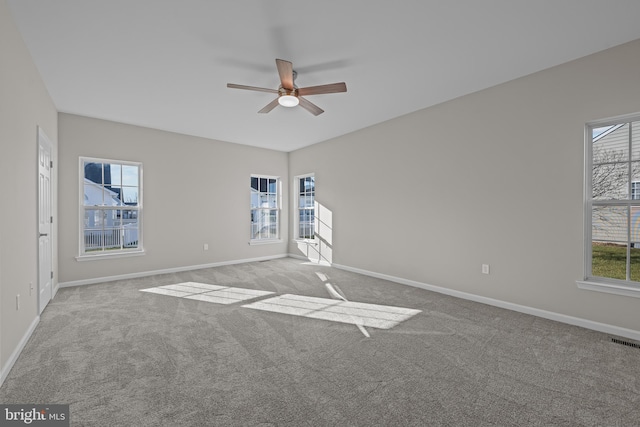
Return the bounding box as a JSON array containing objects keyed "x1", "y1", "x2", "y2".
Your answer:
[
  {"x1": 243, "y1": 294, "x2": 421, "y2": 329},
  {"x1": 140, "y1": 282, "x2": 273, "y2": 305}
]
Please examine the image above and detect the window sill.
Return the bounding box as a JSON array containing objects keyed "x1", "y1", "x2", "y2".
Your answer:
[
  {"x1": 249, "y1": 239, "x2": 282, "y2": 246},
  {"x1": 293, "y1": 239, "x2": 317, "y2": 245},
  {"x1": 576, "y1": 280, "x2": 640, "y2": 299},
  {"x1": 76, "y1": 250, "x2": 146, "y2": 262}
]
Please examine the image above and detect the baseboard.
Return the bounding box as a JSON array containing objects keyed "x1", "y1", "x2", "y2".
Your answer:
[
  {"x1": 288, "y1": 253, "x2": 308, "y2": 261},
  {"x1": 332, "y1": 262, "x2": 640, "y2": 342},
  {"x1": 58, "y1": 254, "x2": 289, "y2": 288},
  {"x1": 0, "y1": 316, "x2": 39, "y2": 388}
]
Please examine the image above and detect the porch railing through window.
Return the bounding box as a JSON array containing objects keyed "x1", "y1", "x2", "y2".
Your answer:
[{"x1": 84, "y1": 221, "x2": 139, "y2": 251}]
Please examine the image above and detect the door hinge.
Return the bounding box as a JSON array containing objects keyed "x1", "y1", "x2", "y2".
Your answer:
[
  {"x1": 51, "y1": 271, "x2": 54, "y2": 279},
  {"x1": 50, "y1": 160, "x2": 53, "y2": 168},
  {"x1": 50, "y1": 216, "x2": 53, "y2": 224}
]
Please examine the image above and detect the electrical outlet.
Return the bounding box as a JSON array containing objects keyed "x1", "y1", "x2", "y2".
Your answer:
[
  {"x1": 16, "y1": 294, "x2": 20, "y2": 310},
  {"x1": 482, "y1": 264, "x2": 490, "y2": 275},
  {"x1": 203, "y1": 243, "x2": 209, "y2": 251}
]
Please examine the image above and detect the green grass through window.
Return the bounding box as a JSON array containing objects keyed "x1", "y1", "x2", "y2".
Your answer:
[{"x1": 592, "y1": 243, "x2": 640, "y2": 281}]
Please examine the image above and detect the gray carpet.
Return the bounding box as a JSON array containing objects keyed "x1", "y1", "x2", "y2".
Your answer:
[{"x1": 1, "y1": 258, "x2": 639, "y2": 426}]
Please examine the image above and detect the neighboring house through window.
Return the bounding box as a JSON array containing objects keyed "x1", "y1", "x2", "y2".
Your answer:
[
  {"x1": 295, "y1": 174, "x2": 315, "y2": 240},
  {"x1": 632, "y1": 181, "x2": 640, "y2": 200},
  {"x1": 250, "y1": 175, "x2": 280, "y2": 242},
  {"x1": 79, "y1": 157, "x2": 143, "y2": 258},
  {"x1": 584, "y1": 116, "x2": 640, "y2": 291}
]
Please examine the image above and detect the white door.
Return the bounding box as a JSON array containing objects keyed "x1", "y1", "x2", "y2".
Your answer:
[{"x1": 38, "y1": 127, "x2": 53, "y2": 314}]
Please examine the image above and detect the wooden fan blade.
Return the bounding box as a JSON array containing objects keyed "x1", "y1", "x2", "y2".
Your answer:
[
  {"x1": 227, "y1": 83, "x2": 278, "y2": 94},
  {"x1": 276, "y1": 59, "x2": 294, "y2": 90},
  {"x1": 298, "y1": 82, "x2": 347, "y2": 96},
  {"x1": 298, "y1": 97, "x2": 324, "y2": 116},
  {"x1": 258, "y1": 98, "x2": 280, "y2": 114}
]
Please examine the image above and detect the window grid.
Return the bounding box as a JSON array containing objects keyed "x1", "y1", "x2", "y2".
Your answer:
[
  {"x1": 251, "y1": 176, "x2": 280, "y2": 241},
  {"x1": 296, "y1": 175, "x2": 315, "y2": 239},
  {"x1": 587, "y1": 117, "x2": 640, "y2": 285},
  {"x1": 80, "y1": 158, "x2": 142, "y2": 256}
]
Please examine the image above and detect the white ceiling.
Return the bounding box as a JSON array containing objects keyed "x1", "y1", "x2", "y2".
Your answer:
[{"x1": 7, "y1": 1, "x2": 640, "y2": 152}]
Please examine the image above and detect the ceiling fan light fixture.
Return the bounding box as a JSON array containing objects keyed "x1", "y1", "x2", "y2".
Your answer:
[{"x1": 278, "y1": 94, "x2": 299, "y2": 107}]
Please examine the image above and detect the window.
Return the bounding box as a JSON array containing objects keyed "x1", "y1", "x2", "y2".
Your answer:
[
  {"x1": 79, "y1": 157, "x2": 143, "y2": 258},
  {"x1": 295, "y1": 174, "x2": 315, "y2": 240},
  {"x1": 250, "y1": 175, "x2": 280, "y2": 242},
  {"x1": 584, "y1": 116, "x2": 640, "y2": 291}
]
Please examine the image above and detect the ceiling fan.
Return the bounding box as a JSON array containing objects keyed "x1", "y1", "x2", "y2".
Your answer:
[{"x1": 227, "y1": 58, "x2": 347, "y2": 116}]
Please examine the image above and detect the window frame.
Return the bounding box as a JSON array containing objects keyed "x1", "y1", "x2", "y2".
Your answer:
[
  {"x1": 579, "y1": 113, "x2": 640, "y2": 298},
  {"x1": 294, "y1": 173, "x2": 315, "y2": 241},
  {"x1": 249, "y1": 174, "x2": 281, "y2": 244},
  {"x1": 77, "y1": 157, "x2": 144, "y2": 260}
]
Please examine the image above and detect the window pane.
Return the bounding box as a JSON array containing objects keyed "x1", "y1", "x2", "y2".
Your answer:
[
  {"x1": 593, "y1": 123, "x2": 628, "y2": 164},
  {"x1": 632, "y1": 121, "x2": 640, "y2": 161},
  {"x1": 122, "y1": 165, "x2": 138, "y2": 186},
  {"x1": 268, "y1": 210, "x2": 278, "y2": 237},
  {"x1": 260, "y1": 178, "x2": 267, "y2": 192},
  {"x1": 110, "y1": 164, "x2": 121, "y2": 186},
  {"x1": 251, "y1": 177, "x2": 258, "y2": 191},
  {"x1": 122, "y1": 187, "x2": 139, "y2": 205},
  {"x1": 84, "y1": 183, "x2": 103, "y2": 205},
  {"x1": 299, "y1": 208, "x2": 314, "y2": 239},
  {"x1": 250, "y1": 209, "x2": 259, "y2": 239},
  {"x1": 268, "y1": 179, "x2": 277, "y2": 193},
  {"x1": 84, "y1": 209, "x2": 102, "y2": 228},
  {"x1": 84, "y1": 162, "x2": 103, "y2": 184},
  {"x1": 250, "y1": 193, "x2": 260, "y2": 209},
  {"x1": 632, "y1": 207, "x2": 640, "y2": 281},
  {"x1": 299, "y1": 195, "x2": 312, "y2": 208},
  {"x1": 592, "y1": 206, "x2": 627, "y2": 242},
  {"x1": 591, "y1": 241, "x2": 627, "y2": 280},
  {"x1": 101, "y1": 210, "x2": 120, "y2": 250},
  {"x1": 592, "y1": 163, "x2": 628, "y2": 200},
  {"x1": 107, "y1": 186, "x2": 122, "y2": 205},
  {"x1": 123, "y1": 220, "x2": 139, "y2": 248}
]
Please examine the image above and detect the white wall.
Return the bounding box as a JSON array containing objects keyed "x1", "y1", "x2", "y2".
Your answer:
[
  {"x1": 58, "y1": 114, "x2": 288, "y2": 284},
  {"x1": 0, "y1": 0, "x2": 58, "y2": 377},
  {"x1": 289, "y1": 39, "x2": 640, "y2": 334}
]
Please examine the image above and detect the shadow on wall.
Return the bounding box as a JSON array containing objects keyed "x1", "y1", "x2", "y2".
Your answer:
[{"x1": 294, "y1": 201, "x2": 332, "y2": 264}]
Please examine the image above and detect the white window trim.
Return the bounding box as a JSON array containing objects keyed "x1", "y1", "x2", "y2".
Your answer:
[
  {"x1": 579, "y1": 112, "x2": 640, "y2": 297},
  {"x1": 293, "y1": 173, "x2": 315, "y2": 242},
  {"x1": 248, "y1": 239, "x2": 282, "y2": 246},
  {"x1": 576, "y1": 280, "x2": 640, "y2": 298},
  {"x1": 249, "y1": 174, "x2": 281, "y2": 244},
  {"x1": 77, "y1": 156, "x2": 144, "y2": 260}
]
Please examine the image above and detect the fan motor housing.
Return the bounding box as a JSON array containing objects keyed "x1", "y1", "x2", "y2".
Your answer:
[{"x1": 278, "y1": 87, "x2": 297, "y2": 97}]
